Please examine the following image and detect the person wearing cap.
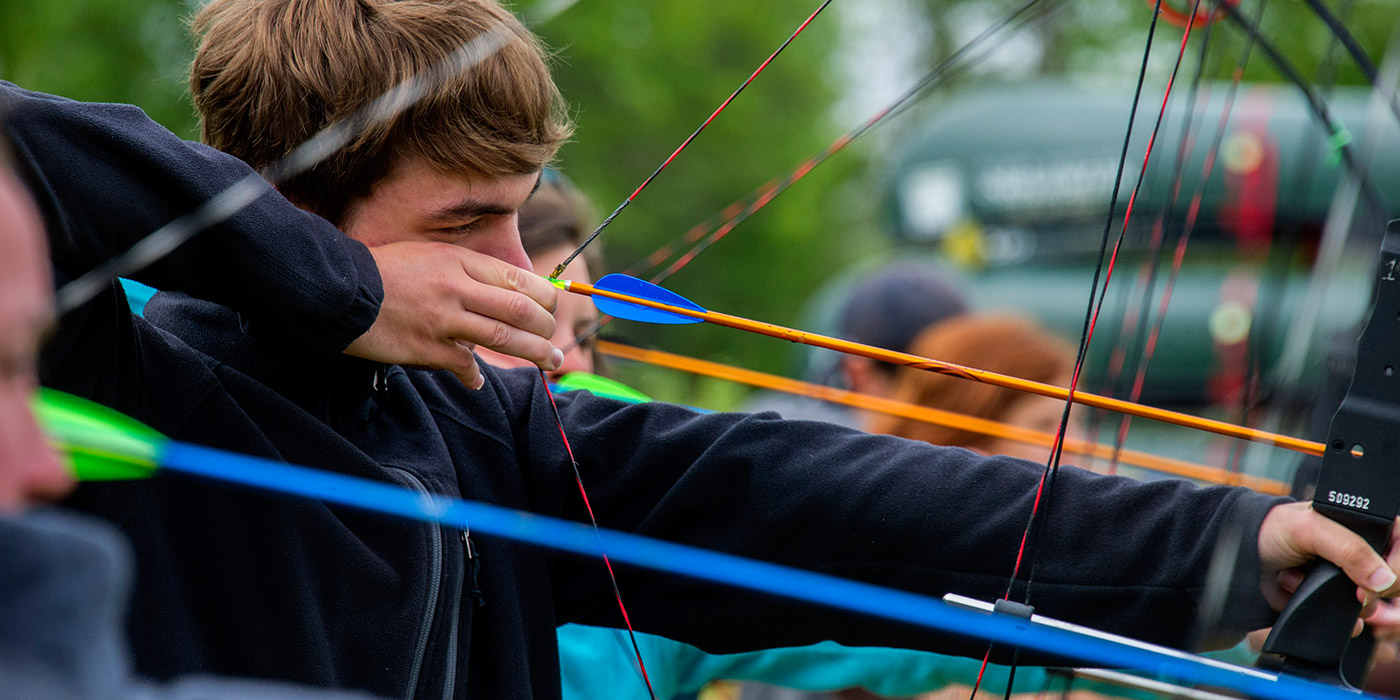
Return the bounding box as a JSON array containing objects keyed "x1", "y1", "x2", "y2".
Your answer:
[{"x1": 744, "y1": 262, "x2": 969, "y2": 428}]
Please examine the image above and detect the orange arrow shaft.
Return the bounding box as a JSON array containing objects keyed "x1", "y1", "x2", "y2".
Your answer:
[
  {"x1": 563, "y1": 279, "x2": 1325, "y2": 457},
  {"x1": 596, "y1": 340, "x2": 1290, "y2": 494}
]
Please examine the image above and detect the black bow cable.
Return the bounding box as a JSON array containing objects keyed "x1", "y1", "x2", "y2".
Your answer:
[
  {"x1": 966, "y1": 3, "x2": 1176, "y2": 697},
  {"x1": 549, "y1": 0, "x2": 836, "y2": 279},
  {"x1": 1027, "y1": 0, "x2": 1210, "y2": 640},
  {"x1": 1211, "y1": 0, "x2": 1388, "y2": 219}
]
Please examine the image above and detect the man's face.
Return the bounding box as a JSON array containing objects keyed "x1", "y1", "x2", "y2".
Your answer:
[
  {"x1": 340, "y1": 157, "x2": 538, "y2": 270},
  {"x1": 0, "y1": 169, "x2": 71, "y2": 511}
]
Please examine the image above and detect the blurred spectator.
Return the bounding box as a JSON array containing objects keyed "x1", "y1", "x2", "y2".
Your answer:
[
  {"x1": 740, "y1": 316, "x2": 1086, "y2": 700},
  {"x1": 745, "y1": 263, "x2": 968, "y2": 427},
  {"x1": 871, "y1": 315, "x2": 1081, "y2": 462}
]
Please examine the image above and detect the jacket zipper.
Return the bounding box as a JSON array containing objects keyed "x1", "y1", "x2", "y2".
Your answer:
[{"x1": 387, "y1": 467, "x2": 443, "y2": 700}]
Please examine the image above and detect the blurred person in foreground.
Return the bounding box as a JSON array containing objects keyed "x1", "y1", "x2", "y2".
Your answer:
[{"x1": 0, "y1": 142, "x2": 382, "y2": 700}]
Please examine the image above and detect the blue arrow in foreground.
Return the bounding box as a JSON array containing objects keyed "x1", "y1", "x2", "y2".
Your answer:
[{"x1": 41, "y1": 388, "x2": 1382, "y2": 700}]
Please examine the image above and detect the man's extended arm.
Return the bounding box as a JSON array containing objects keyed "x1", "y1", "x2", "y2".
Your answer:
[{"x1": 484, "y1": 367, "x2": 1397, "y2": 659}]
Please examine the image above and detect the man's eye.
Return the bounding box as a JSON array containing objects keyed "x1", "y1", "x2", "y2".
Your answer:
[{"x1": 441, "y1": 220, "x2": 481, "y2": 235}]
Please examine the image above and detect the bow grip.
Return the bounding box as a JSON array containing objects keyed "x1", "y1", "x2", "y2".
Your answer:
[{"x1": 1258, "y1": 220, "x2": 1400, "y2": 685}]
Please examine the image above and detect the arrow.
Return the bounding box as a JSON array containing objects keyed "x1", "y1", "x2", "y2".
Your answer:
[
  {"x1": 594, "y1": 340, "x2": 1290, "y2": 493},
  {"x1": 29, "y1": 388, "x2": 1387, "y2": 700},
  {"x1": 557, "y1": 273, "x2": 1325, "y2": 456}
]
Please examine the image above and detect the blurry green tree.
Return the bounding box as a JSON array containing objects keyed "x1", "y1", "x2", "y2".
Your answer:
[{"x1": 1, "y1": 0, "x2": 198, "y2": 137}]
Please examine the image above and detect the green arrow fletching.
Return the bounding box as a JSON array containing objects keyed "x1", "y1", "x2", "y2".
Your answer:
[
  {"x1": 33, "y1": 389, "x2": 167, "y2": 480},
  {"x1": 553, "y1": 372, "x2": 652, "y2": 403}
]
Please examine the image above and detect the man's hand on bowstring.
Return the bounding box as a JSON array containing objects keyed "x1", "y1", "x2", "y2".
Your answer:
[
  {"x1": 346, "y1": 241, "x2": 563, "y2": 389},
  {"x1": 1258, "y1": 502, "x2": 1400, "y2": 635}
]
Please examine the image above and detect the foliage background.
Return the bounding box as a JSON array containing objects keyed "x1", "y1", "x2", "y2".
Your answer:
[{"x1": 2, "y1": 0, "x2": 1396, "y2": 406}]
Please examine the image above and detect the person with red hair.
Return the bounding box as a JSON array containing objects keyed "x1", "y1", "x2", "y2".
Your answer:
[{"x1": 870, "y1": 315, "x2": 1082, "y2": 463}]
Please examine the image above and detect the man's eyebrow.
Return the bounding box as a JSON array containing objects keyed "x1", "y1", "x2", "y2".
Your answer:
[{"x1": 425, "y1": 198, "x2": 515, "y2": 222}]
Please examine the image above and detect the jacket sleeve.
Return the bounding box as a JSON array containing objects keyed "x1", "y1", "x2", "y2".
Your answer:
[
  {"x1": 0, "y1": 81, "x2": 380, "y2": 356},
  {"x1": 493, "y1": 370, "x2": 1284, "y2": 660}
]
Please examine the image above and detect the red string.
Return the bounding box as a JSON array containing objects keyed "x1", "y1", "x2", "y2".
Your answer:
[{"x1": 540, "y1": 371, "x2": 659, "y2": 700}]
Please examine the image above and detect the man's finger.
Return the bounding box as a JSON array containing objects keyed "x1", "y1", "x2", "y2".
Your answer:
[
  {"x1": 444, "y1": 343, "x2": 484, "y2": 390},
  {"x1": 1279, "y1": 569, "x2": 1304, "y2": 594},
  {"x1": 1365, "y1": 601, "x2": 1400, "y2": 643},
  {"x1": 456, "y1": 283, "x2": 557, "y2": 341},
  {"x1": 456, "y1": 248, "x2": 559, "y2": 314},
  {"x1": 1289, "y1": 508, "x2": 1397, "y2": 594},
  {"x1": 450, "y1": 313, "x2": 561, "y2": 371}
]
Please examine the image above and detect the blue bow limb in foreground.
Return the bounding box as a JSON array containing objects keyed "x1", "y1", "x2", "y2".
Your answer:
[{"x1": 157, "y1": 439, "x2": 1376, "y2": 700}]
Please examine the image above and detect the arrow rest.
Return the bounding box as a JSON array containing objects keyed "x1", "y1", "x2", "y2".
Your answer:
[{"x1": 1259, "y1": 220, "x2": 1400, "y2": 686}]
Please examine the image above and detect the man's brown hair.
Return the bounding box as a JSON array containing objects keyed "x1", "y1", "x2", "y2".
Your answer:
[
  {"x1": 868, "y1": 316, "x2": 1074, "y2": 449},
  {"x1": 191, "y1": 0, "x2": 571, "y2": 224}
]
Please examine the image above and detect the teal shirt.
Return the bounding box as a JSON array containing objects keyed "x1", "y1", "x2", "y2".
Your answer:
[
  {"x1": 560, "y1": 624, "x2": 1061, "y2": 699},
  {"x1": 119, "y1": 278, "x2": 157, "y2": 316},
  {"x1": 558, "y1": 624, "x2": 1258, "y2": 699}
]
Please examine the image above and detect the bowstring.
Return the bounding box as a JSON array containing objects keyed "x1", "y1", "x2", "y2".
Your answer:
[
  {"x1": 534, "y1": 5, "x2": 843, "y2": 696},
  {"x1": 1029, "y1": 0, "x2": 1207, "y2": 633},
  {"x1": 549, "y1": 0, "x2": 836, "y2": 280},
  {"x1": 969, "y1": 0, "x2": 1176, "y2": 696},
  {"x1": 564, "y1": 0, "x2": 1069, "y2": 356},
  {"x1": 643, "y1": 0, "x2": 1061, "y2": 286},
  {"x1": 538, "y1": 369, "x2": 659, "y2": 699},
  {"x1": 1110, "y1": 0, "x2": 1264, "y2": 480},
  {"x1": 1100, "y1": 0, "x2": 1222, "y2": 475}
]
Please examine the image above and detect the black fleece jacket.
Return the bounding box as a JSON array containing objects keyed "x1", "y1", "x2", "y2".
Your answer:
[{"x1": 5, "y1": 82, "x2": 1285, "y2": 700}]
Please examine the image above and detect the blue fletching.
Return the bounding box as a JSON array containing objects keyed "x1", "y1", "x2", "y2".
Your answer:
[{"x1": 593, "y1": 274, "x2": 705, "y2": 325}]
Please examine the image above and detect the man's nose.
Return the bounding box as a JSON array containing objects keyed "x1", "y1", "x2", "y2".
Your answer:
[{"x1": 484, "y1": 218, "x2": 532, "y2": 271}]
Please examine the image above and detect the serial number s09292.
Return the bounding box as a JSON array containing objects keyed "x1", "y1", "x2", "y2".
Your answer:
[{"x1": 1328, "y1": 491, "x2": 1371, "y2": 511}]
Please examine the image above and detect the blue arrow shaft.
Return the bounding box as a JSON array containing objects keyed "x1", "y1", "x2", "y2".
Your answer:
[{"x1": 159, "y1": 440, "x2": 1371, "y2": 700}]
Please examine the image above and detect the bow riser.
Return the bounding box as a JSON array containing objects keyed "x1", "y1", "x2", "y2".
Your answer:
[{"x1": 1261, "y1": 221, "x2": 1400, "y2": 685}]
